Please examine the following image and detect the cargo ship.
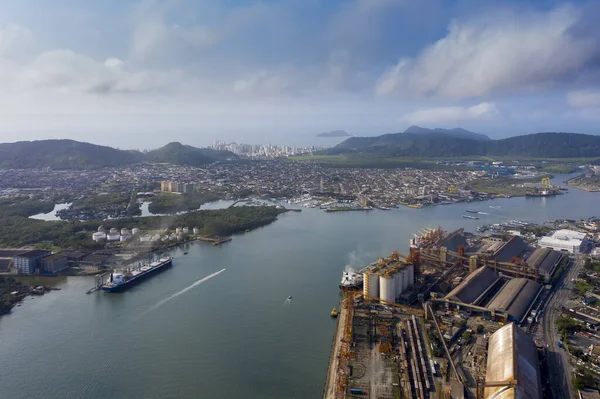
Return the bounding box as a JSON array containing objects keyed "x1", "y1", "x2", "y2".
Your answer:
[
  {"x1": 525, "y1": 190, "x2": 556, "y2": 197},
  {"x1": 102, "y1": 256, "x2": 172, "y2": 292},
  {"x1": 339, "y1": 270, "x2": 363, "y2": 290},
  {"x1": 462, "y1": 215, "x2": 479, "y2": 220},
  {"x1": 465, "y1": 209, "x2": 478, "y2": 213}
]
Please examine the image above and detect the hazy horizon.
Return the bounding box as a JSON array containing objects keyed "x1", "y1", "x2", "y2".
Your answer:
[{"x1": 0, "y1": 0, "x2": 599, "y2": 149}]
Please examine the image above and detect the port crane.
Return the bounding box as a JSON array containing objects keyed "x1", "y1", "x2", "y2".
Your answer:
[{"x1": 542, "y1": 177, "x2": 551, "y2": 188}]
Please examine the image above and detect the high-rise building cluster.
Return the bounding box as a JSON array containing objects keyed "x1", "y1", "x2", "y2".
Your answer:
[
  {"x1": 211, "y1": 141, "x2": 325, "y2": 158},
  {"x1": 160, "y1": 181, "x2": 194, "y2": 193}
]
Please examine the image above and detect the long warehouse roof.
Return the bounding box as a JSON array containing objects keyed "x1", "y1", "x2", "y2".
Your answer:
[
  {"x1": 484, "y1": 323, "x2": 541, "y2": 399},
  {"x1": 526, "y1": 248, "x2": 564, "y2": 276},
  {"x1": 446, "y1": 266, "x2": 500, "y2": 304},
  {"x1": 486, "y1": 279, "x2": 542, "y2": 322}
]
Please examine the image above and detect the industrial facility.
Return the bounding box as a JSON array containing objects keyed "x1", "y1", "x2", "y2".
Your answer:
[
  {"x1": 362, "y1": 252, "x2": 415, "y2": 304},
  {"x1": 538, "y1": 229, "x2": 588, "y2": 253},
  {"x1": 483, "y1": 323, "x2": 541, "y2": 399}
]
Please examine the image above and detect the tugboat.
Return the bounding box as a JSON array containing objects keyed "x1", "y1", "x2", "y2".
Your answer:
[{"x1": 330, "y1": 308, "x2": 338, "y2": 318}]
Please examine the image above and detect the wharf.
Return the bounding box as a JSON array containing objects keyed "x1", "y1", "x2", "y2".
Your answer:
[{"x1": 322, "y1": 296, "x2": 348, "y2": 399}]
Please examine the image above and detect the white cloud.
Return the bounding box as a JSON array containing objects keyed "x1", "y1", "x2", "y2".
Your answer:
[
  {"x1": 402, "y1": 102, "x2": 498, "y2": 125},
  {"x1": 0, "y1": 23, "x2": 36, "y2": 59},
  {"x1": 567, "y1": 90, "x2": 600, "y2": 108},
  {"x1": 376, "y1": 5, "x2": 600, "y2": 98}
]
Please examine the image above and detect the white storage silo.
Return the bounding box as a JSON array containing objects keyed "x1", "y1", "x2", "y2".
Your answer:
[
  {"x1": 170, "y1": 233, "x2": 177, "y2": 241},
  {"x1": 379, "y1": 275, "x2": 395, "y2": 303},
  {"x1": 394, "y1": 271, "x2": 403, "y2": 296},
  {"x1": 175, "y1": 227, "x2": 183, "y2": 234},
  {"x1": 132, "y1": 228, "x2": 140, "y2": 235},
  {"x1": 107, "y1": 232, "x2": 120, "y2": 241},
  {"x1": 364, "y1": 272, "x2": 379, "y2": 299},
  {"x1": 183, "y1": 227, "x2": 189, "y2": 234},
  {"x1": 109, "y1": 228, "x2": 118, "y2": 234},
  {"x1": 92, "y1": 232, "x2": 106, "y2": 242},
  {"x1": 140, "y1": 234, "x2": 150, "y2": 242},
  {"x1": 121, "y1": 228, "x2": 130, "y2": 236},
  {"x1": 193, "y1": 227, "x2": 200, "y2": 235},
  {"x1": 407, "y1": 264, "x2": 414, "y2": 286}
]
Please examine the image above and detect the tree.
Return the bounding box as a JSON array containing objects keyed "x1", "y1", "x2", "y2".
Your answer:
[{"x1": 476, "y1": 324, "x2": 484, "y2": 334}]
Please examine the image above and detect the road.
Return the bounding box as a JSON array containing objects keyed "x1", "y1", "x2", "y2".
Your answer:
[{"x1": 537, "y1": 254, "x2": 585, "y2": 399}]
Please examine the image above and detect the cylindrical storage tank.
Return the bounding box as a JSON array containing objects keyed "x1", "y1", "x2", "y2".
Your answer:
[
  {"x1": 364, "y1": 273, "x2": 379, "y2": 299},
  {"x1": 132, "y1": 228, "x2": 140, "y2": 235},
  {"x1": 183, "y1": 227, "x2": 189, "y2": 234},
  {"x1": 400, "y1": 269, "x2": 407, "y2": 291},
  {"x1": 107, "y1": 232, "x2": 120, "y2": 241},
  {"x1": 394, "y1": 272, "x2": 403, "y2": 295},
  {"x1": 92, "y1": 232, "x2": 106, "y2": 241},
  {"x1": 193, "y1": 228, "x2": 200, "y2": 235},
  {"x1": 407, "y1": 264, "x2": 414, "y2": 286},
  {"x1": 175, "y1": 227, "x2": 183, "y2": 234},
  {"x1": 110, "y1": 228, "x2": 118, "y2": 234},
  {"x1": 379, "y1": 275, "x2": 395, "y2": 303},
  {"x1": 170, "y1": 233, "x2": 177, "y2": 240},
  {"x1": 121, "y1": 228, "x2": 130, "y2": 236}
]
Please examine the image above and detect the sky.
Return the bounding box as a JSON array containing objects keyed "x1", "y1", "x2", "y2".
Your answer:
[{"x1": 0, "y1": 0, "x2": 599, "y2": 149}]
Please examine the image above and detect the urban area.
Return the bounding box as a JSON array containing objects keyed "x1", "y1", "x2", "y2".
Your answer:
[{"x1": 325, "y1": 217, "x2": 600, "y2": 399}]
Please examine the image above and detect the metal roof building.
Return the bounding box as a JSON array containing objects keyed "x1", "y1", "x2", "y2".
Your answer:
[
  {"x1": 484, "y1": 323, "x2": 541, "y2": 399},
  {"x1": 526, "y1": 248, "x2": 565, "y2": 283},
  {"x1": 486, "y1": 279, "x2": 542, "y2": 323},
  {"x1": 446, "y1": 266, "x2": 501, "y2": 304}
]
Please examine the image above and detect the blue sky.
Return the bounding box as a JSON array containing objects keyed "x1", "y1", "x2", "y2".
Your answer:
[{"x1": 0, "y1": 0, "x2": 598, "y2": 148}]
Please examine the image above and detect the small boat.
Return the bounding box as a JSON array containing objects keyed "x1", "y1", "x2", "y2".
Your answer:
[
  {"x1": 465, "y1": 209, "x2": 478, "y2": 213},
  {"x1": 462, "y1": 215, "x2": 479, "y2": 220},
  {"x1": 183, "y1": 252, "x2": 188, "y2": 255},
  {"x1": 331, "y1": 308, "x2": 338, "y2": 318},
  {"x1": 287, "y1": 296, "x2": 292, "y2": 300}
]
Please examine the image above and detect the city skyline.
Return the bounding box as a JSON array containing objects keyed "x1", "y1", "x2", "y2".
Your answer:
[{"x1": 0, "y1": 0, "x2": 599, "y2": 149}]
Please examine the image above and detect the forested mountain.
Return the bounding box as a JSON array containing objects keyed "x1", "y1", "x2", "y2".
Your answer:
[
  {"x1": 0, "y1": 140, "x2": 236, "y2": 169},
  {"x1": 145, "y1": 142, "x2": 237, "y2": 167},
  {"x1": 403, "y1": 126, "x2": 491, "y2": 141},
  {"x1": 327, "y1": 132, "x2": 600, "y2": 158}
]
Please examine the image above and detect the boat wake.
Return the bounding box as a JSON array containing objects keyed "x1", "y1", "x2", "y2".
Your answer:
[{"x1": 140, "y1": 269, "x2": 226, "y2": 316}]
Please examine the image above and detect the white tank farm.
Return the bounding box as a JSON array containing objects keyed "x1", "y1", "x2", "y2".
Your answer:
[
  {"x1": 379, "y1": 275, "x2": 396, "y2": 303},
  {"x1": 140, "y1": 234, "x2": 151, "y2": 242},
  {"x1": 193, "y1": 227, "x2": 200, "y2": 235},
  {"x1": 92, "y1": 232, "x2": 106, "y2": 241},
  {"x1": 120, "y1": 228, "x2": 130, "y2": 236},
  {"x1": 175, "y1": 227, "x2": 183, "y2": 234},
  {"x1": 107, "y1": 232, "x2": 120, "y2": 241},
  {"x1": 109, "y1": 228, "x2": 118, "y2": 234},
  {"x1": 364, "y1": 272, "x2": 379, "y2": 299},
  {"x1": 183, "y1": 227, "x2": 189, "y2": 234},
  {"x1": 132, "y1": 228, "x2": 140, "y2": 235}
]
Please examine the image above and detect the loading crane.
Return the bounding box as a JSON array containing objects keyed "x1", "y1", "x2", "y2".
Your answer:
[{"x1": 542, "y1": 177, "x2": 551, "y2": 188}]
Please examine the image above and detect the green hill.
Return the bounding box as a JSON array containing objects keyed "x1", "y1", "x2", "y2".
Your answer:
[
  {"x1": 0, "y1": 140, "x2": 237, "y2": 169},
  {"x1": 145, "y1": 142, "x2": 237, "y2": 167},
  {"x1": 327, "y1": 132, "x2": 600, "y2": 158},
  {"x1": 0, "y1": 139, "x2": 143, "y2": 169}
]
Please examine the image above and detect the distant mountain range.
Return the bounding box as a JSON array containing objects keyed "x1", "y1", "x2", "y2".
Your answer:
[
  {"x1": 0, "y1": 140, "x2": 237, "y2": 169},
  {"x1": 317, "y1": 130, "x2": 351, "y2": 138},
  {"x1": 326, "y1": 127, "x2": 600, "y2": 158}
]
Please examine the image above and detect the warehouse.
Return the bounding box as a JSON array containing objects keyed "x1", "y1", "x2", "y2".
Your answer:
[
  {"x1": 538, "y1": 229, "x2": 587, "y2": 253},
  {"x1": 484, "y1": 323, "x2": 541, "y2": 399},
  {"x1": 445, "y1": 266, "x2": 501, "y2": 305},
  {"x1": 526, "y1": 248, "x2": 565, "y2": 283},
  {"x1": 486, "y1": 278, "x2": 542, "y2": 323}
]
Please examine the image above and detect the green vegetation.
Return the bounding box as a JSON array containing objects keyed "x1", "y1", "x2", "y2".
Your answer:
[
  {"x1": 145, "y1": 142, "x2": 236, "y2": 167},
  {"x1": 327, "y1": 131, "x2": 600, "y2": 158},
  {"x1": 461, "y1": 331, "x2": 472, "y2": 342},
  {"x1": 0, "y1": 197, "x2": 54, "y2": 217},
  {"x1": 427, "y1": 329, "x2": 443, "y2": 357},
  {"x1": 0, "y1": 139, "x2": 236, "y2": 169},
  {"x1": 522, "y1": 225, "x2": 554, "y2": 237},
  {"x1": 288, "y1": 155, "x2": 466, "y2": 170},
  {"x1": 0, "y1": 277, "x2": 29, "y2": 315},
  {"x1": 148, "y1": 191, "x2": 223, "y2": 214},
  {"x1": 556, "y1": 316, "x2": 583, "y2": 341},
  {"x1": 0, "y1": 206, "x2": 286, "y2": 250},
  {"x1": 476, "y1": 324, "x2": 484, "y2": 334},
  {"x1": 539, "y1": 164, "x2": 577, "y2": 174},
  {"x1": 575, "y1": 281, "x2": 594, "y2": 294},
  {"x1": 584, "y1": 258, "x2": 600, "y2": 272},
  {"x1": 573, "y1": 366, "x2": 599, "y2": 390},
  {"x1": 551, "y1": 256, "x2": 569, "y2": 286},
  {"x1": 468, "y1": 177, "x2": 543, "y2": 196}
]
